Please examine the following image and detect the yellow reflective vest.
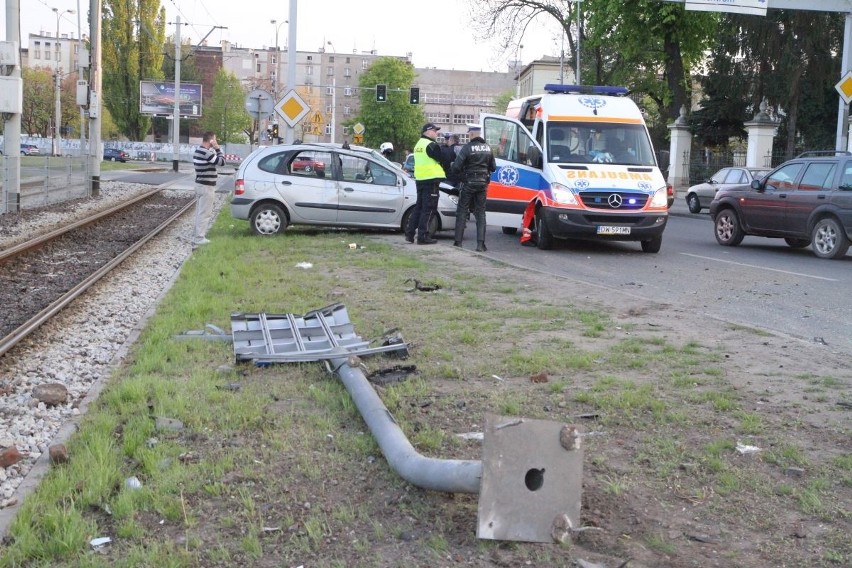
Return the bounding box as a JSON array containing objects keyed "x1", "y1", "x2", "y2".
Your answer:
[{"x1": 413, "y1": 137, "x2": 445, "y2": 180}]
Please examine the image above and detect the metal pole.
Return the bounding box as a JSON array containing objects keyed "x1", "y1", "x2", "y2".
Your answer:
[
  {"x1": 331, "y1": 355, "x2": 481, "y2": 493},
  {"x1": 284, "y1": 1, "x2": 297, "y2": 144},
  {"x1": 837, "y1": 14, "x2": 852, "y2": 151},
  {"x1": 172, "y1": 16, "x2": 181, "y2": 172},
  {"x1": 89, "y1": 0, "x2": 102, "y2": 197},
  {"x1": 3, "y1": 0, "x2": 22, "y2": 213},
  {"x1": 576, "y1": 1, "x2": 581, "y2": 85},
  {"x1": 53, "y1": 8, "x2": 73, "y2": 157},
  {"x1": 77, "y1": 1, "x2": 85, "y2": 154}
]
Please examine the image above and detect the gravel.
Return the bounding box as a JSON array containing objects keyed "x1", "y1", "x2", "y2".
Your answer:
[{"x1": 0, "y1": 181, "x2": 226, "y2": 515}]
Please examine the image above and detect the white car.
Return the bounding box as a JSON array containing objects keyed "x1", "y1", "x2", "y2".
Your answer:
[
  {"x1": 231, "y1": 142, "x2": 458, "y2": 236},
  {"x1": 685, "y1": 167, "x2": 770, "y2": 213}
]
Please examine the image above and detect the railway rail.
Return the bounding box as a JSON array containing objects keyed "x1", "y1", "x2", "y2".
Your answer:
[{"x1": 0, "y1": 189, "x2": 196, "y2": 358}]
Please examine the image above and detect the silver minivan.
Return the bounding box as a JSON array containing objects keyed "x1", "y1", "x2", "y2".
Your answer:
[{"x1": 230, "y1": 142, "x2": 458, "y2": 236}]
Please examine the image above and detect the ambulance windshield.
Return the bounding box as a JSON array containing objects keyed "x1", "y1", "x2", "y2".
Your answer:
[{"x1": 546, "y1": 123, "x2": 657, "y2": 167}]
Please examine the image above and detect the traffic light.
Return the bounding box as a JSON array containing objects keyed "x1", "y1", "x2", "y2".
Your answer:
[
  {"x1": 376, "y1": 84, "x2": 387, "y2": 102},
  {"x1": 272, "y1": 123, "x2": 279, "y2": 140},
  {"x1": 409, "y1": 87, "x2": 420, "y2": 105}
]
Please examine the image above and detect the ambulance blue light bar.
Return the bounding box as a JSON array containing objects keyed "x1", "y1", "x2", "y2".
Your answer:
[{"x1": 544, "y1": 84, "x2": 629, "y2": 96}]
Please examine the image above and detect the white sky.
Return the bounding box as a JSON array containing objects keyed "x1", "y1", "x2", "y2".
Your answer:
[{"x1": 8, "y1": 0, "x2": 566, "y2": 72}]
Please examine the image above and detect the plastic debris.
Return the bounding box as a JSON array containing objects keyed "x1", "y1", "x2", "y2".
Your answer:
[
  {"x1": 124, "y1": 476, "x2": 142, "y2": 490},
  {"x1": 736, "y1": 441, "x2": 761, "y2": 454},
  {"x1": 457, "y1": 432, "x2": 484, "y2": 441},
  {"x1": 295, "y1": 262, "x2": 313, "y2": 269},
  {"x1": 90, "y1": 537, "x2": 112, "y2": 548}
]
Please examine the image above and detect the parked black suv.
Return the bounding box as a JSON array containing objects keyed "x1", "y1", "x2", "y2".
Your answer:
[{"x1": 709, "y1": 151, "x2": 852, "y2": 259}]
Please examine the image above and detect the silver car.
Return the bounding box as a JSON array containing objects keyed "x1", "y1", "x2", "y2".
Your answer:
[
  {"x1": 685, "y1": 167, "x2": 770, "y2": 213},
  {"x1": 230, "y1": 142, "x2": 458, "y2": 236}
]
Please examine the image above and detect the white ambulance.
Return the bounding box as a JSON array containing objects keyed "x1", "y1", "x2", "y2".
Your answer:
[{"x1": 482, "y1": 84, "x2": 669, "y2": 252}]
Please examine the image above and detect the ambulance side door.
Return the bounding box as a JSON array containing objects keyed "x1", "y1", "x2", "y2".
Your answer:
[{"x1": 481, "y1": 114, "x2": 546, "y2": 229}]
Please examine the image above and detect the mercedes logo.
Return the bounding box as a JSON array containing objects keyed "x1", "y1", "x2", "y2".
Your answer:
[{"x1": 607, "y1": 194, "x2": 623, "y2": 208}]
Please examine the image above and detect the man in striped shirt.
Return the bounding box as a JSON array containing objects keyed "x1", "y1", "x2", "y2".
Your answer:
[{"x1": 192, "y1": 131, "x2": 225, "y2": 247}]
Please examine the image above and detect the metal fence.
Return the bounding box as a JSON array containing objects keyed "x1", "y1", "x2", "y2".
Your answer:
[{"x1": 1, "y1": 155, "x2": 89, "y2": 213}]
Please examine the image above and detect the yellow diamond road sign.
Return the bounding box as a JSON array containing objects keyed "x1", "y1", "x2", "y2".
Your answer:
[
  {"x1": 276, "y1": 89, "x2": 310, "y2": 127},
  {"x1": 353, "y1": 122, "x2": 365, "y2": 135},
  {"x1": 836, "y1": 71, "x2": 852, "y2": 105}
]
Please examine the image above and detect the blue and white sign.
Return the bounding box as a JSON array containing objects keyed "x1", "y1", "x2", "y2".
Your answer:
[{"x1": 685, "y1": 0, "x2": 768, "y2": 16}]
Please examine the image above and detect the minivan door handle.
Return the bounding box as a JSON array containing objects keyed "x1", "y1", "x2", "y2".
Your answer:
[{"x1": 279, "y1": 180, "x2": 292, "y2": 185}]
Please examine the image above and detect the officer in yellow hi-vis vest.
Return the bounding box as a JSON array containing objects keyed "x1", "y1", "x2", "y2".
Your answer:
[{"x1": 405, "y1": 123, "x2": 446, "y2": 244}]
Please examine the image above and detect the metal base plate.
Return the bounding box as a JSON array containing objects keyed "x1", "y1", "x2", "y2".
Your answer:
[{"x1": 477, "y1": 414, "x2": 583, "y2": 543}]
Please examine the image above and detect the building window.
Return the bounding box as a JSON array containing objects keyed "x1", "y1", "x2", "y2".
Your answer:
[
  {"x1": 326, "y1": 86, "x2": 333, "y2": 95},
  {"x1": 45, "y1": 50, "x2": 51, "y2": 61},
  {"x1": 327, "y1": 66, "x2": 334, "y2": 76},
  {"x1": 343, "y1": 126, "x2": 351, "y2": 135},
  {"x1": 304, "y1": 77, "x2": 313, "y2": 85},
  {"x1": 453, "y1": 114, "x2": 474, "y2": 125},
  {"x1": 344, "y1": 67, "x2": 351, "y2": 77},
  {"x1": 306, "y1": 65, "x2": 313, "y2": 75},
  {"x1": 256, "y1": 62, "x2": 261, "y2": 73},
  {"x1": 326, "y1": 104, "x2": 332, "y2": 113},
  {"x1": 361, "y1": 59, "x2": 368, "y2": 69},
  {"x1": 344, "y1": 86, "x2": 352, "y2": 97},
  {"x1": 329, "y1": 56, "x2": 335, "y2": 62},
  {"x1": 343, "y1": 106, "x2": 351, "y2": 116},
  {"x1": 325, "y1": 124, "x2": 332, "y2": 135}
]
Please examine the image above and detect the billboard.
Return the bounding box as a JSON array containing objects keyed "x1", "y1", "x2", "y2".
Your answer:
[{"x1": 140, "y1": 81, "x2": 203, "y2": 117}]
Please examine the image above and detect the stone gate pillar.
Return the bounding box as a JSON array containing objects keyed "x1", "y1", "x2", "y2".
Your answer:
[
  {"x1": 745, "y1": 99, "x2": 776, "y2": 168},
  {"x1": 667, "y1": 106, "x2": 692, "y2": 191}
]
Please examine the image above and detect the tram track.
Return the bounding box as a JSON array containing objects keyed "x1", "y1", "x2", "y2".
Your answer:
[{"x1": 0, "y1": 189, "x2": 196, "y2": 359}]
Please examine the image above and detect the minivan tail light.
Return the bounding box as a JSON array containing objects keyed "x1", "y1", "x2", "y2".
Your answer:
[{"x1": 234, "y1": 178, "x2": 245, "y2": 196}]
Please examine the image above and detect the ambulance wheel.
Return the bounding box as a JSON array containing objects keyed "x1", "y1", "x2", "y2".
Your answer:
[
  {"x1": 502, "y1": 227, "x2": 517, "y2": 235},
  {"x1": 535, "y1": 210, "x2": 553, "y2": 250},
  {"x1": 641, "y1": 236, "x2": 662, "y2": 253}
]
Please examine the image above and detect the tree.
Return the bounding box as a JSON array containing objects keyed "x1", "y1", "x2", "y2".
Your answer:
[
  {"x1": 493, "y1": 90, "x2": 516, "y2": 116},
  {"x1": 102, "y1": 0, "x2": 166, "y2": 140},
  {"x1": 468, "y1": 0, "x2": 717, "y2": 123},
  {"x1": 697, "y1": 10, "x2": 843, "y2": 158},
  {"x1": 354, "y1": 58, "x2": 423, "y2": 153},
  {"x1": 201, "y1": 69, "x2": 252, "y2": 143},
  {"x1": 21, "y1": 67, "x2": 54, "y2": 137}
]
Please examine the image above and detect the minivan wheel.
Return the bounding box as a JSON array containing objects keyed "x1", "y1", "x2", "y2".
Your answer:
[
  {"x1": 714, "y1": 209, "x2": 744, "y2": 246},
  {"x1": 686, "y1": 193, "x2": 701, "y2": 214},
  {"x1": 250, "y1": 203, "x2": 288, "y2": 235},
  {"x1": 811, "y1": 217, "x2": 850, "y2": 259}
]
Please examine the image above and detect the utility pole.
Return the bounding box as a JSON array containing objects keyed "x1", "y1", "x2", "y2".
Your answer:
[
  {"x1": 284, "y1": 1, "x2": 298, "y2": 144},
  {"x1": 172, "y1": 15, "x2": 181, "y2": 172},
  {"x1": 2, "y1": 0, "x2": 23, "y2": 213},
  {"x1": 53, "y1": 7, "x2": 75, "y2": 156},
  {"x1": 89, "y1": 0, "x2": 102, "y2": 197}
]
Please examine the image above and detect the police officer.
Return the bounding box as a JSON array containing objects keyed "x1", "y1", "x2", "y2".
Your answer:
[
  {"x1": 440, "y1": 133, "x2": 462, "y2": 191},
  {"x1": 451, "y1": 124, "x2": 496, "y2": 252},
  {"x1": 405, "y1": 123, "x2": 445, "y2": 245}
]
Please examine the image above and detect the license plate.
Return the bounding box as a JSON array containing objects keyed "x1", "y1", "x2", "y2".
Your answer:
[{"x1": 597, "y1": 226, "x2": 631, "y2": 235}]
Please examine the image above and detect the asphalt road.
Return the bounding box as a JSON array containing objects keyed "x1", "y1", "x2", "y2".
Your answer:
[
  {"x1": 470, "y1": 202, "x2": 852, "y2": 356},
  {"x1": 109, "y1": 167, "x2": 851, "y2": 355}
]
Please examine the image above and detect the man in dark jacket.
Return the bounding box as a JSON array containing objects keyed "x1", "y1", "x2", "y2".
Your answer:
[
  {"x1": 440, "y1": 133, "x2": 462, "y2": 190},
  {"x1": 451, "y1": 124, "x2": 496, "y2": 252}
]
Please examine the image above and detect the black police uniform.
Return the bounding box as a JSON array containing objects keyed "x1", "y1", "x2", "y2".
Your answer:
[{"x1": 451, "y1": 134, "x2": 497, "y2": 251}]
